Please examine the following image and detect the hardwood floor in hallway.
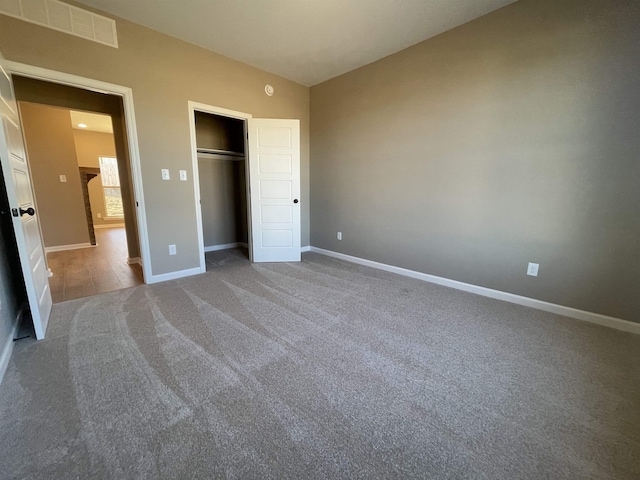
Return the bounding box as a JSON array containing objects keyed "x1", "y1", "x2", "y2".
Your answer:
[{"x1": 47, "y1": 227, "x2": 143, "y2": 303}]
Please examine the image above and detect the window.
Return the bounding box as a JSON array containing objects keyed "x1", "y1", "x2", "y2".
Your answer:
[{"x1": 99, "y1": 157, "x2": 124, "y2": 218}]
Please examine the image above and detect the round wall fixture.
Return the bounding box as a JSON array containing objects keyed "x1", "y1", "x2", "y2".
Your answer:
[{"x1": 265, "y1": 84, "x2": 274, "y2": 96}]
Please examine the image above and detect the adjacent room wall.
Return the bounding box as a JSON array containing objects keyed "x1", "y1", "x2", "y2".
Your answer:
[
  {"x1": 310, "y1": 0, "x2": 640, "y2": 322},
  {"x1": 0, "y1": 4, "x2": 310, "y2": 277},
  {"x1": 19, "y1": 102, "x2": 90, "y2": 248},
  {"x1": 72, "y1": 129, "x2": 120, "y2": 227}
]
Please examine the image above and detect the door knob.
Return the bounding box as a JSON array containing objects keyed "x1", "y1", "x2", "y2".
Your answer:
[
  {"x1": 19, "y1": 207, "x2": 35, "y2": 217},
  {"x1": 293, "y1": 199, "x2": 299, "y2": 204}
]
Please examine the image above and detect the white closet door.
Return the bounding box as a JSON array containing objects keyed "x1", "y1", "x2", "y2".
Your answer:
[
  {"x1": 0, "y1": 63, "x2": 52, "y2": 339},
  {"x1": 247, "y1": 118, "x2": 300, "y2": 262}
]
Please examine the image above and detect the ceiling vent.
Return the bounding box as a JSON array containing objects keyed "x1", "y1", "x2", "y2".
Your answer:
[{"x1": 0, "y1": 0, "x2": 118, "y2": 48}]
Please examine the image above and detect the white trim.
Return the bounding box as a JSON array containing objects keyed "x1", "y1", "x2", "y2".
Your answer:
[
  {"x1": 188, "y1": 101, "x2": 253, "y2": 273},
  {"x1": 310, "y1": 247, "x2": 640, "y2": 335},
  {"x1": 0, "y1": 311, "x2": 20, "y2": 385},
  {"x1": 146, "y1": 266, "x2": 203, "y2": 284},
  {"x1": 301, "y1": 246, "x2": 311, "y2": 253},
  {"x1": 94, "y1": 223, "x2": 125, "y2": 229},
  {"x1": 127, "y1": 257, "x2": 141, "y2": 265},
  {"x1": 3, "y1": 60, "x2": 152, "y2": 286},
  {"x1": 203, "y1": 242, "x2": 248, "y2": 252},
  {"x1": 44, "y1": 243, "x2": 93, "y2": 253},
  {"x1": 189, "y1": 102, "x2": 253, "y2": 121}
]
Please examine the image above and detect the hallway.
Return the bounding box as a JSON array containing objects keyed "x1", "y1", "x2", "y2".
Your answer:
[{"x1": 47, "y1": 227, "x2": 143, "y2": 303}]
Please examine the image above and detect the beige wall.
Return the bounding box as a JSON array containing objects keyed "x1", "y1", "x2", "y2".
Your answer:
[
  {"x1": 19, "y1": 102, "x2": 90, "y2": 248},
  {"x1": 72, "y1": 129, "x2": 121, "y2": 227},
  {"x1": 0, "y1": 6, "x2": 310, "y2": 276},
  {"x1": 310, "y1": 0, "x2": 640, "y2": 322}
]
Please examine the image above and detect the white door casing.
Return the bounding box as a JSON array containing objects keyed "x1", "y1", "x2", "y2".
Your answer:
[
  {"x1": 0, "y1": 63, "x2": 52, "y2": 339},
  {"x1": 3, "y1": 59, "x2": 151, "y2": 286},
  {"x1": 248, "y1": 118, "x2": 301, "y2": 262},
  {"x1": 188, "y1": 102, "x2": 252, "y2": 271}
]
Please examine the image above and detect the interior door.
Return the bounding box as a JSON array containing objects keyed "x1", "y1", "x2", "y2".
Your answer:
[
  {"x1": 0, "y1": 63, "x2": 52, "y2": 339},
  {"x1": 247, "y1": 118, "x2": 301, "y2": 262}
]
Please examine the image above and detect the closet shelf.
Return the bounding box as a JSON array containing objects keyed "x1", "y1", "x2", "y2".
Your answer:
[{"x1": 197, "y1": 148, "x2": 244, "y2": 158}]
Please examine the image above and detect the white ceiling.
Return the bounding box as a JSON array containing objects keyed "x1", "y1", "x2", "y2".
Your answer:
[
  {"x1": 70, "y1": 110, "x2": 113, "y2": 134},
  {"x1": 76, "y1": 0, "x2": 517, "y2": 86}
]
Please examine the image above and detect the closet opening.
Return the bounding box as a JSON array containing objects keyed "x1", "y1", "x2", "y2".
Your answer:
[{"x1": 193, "y1": 109, "x2": 250, "y2": 269}]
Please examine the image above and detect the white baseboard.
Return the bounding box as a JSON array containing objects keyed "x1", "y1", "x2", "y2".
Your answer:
[
  {"x1": 0, "y1": 310, "x2": 21, "y2": 385},
  {"x1": 45, "y1": 243, "x2": 93, "y2": 254},
  {"x1": 310, "y1": 247, "x2": 640, "y2": 335},
  {"x1": 147, "y1": 266, "x2": 204, "y2": 284},
  {"x1": 204, "y1": 242, "x2": 245, "y2": 252},
  {"x1": 127, "y1": 257, "x2": 142, "y2": 265},
  {"x1": 204, "y1": 243, "x2": 304, "y2": 254},
  {"x1": 93, "y1": 223, "x2": 125, "y2": 229}
]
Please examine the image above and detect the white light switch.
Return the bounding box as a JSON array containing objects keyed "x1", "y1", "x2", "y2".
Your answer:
[
  {"x1": 168, "y1": 244, "x2": 176, "y2": 255},
  {"x1": 179, "y1": 170, "x2": 187, "y2": 181},
  {"x1": 161, "y1": 169, "x2": 170, "y2": 180},
  {"x1": 59, "y1": 175, "x2": 67, "y2": 183},
  {"x1": 527, "y1": 262, "x2": 539, "y2": 277}
]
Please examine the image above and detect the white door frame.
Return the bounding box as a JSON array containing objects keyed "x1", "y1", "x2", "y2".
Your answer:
[
  {"x1": 187, "y1": 101, "x2": 252, "y2": 273},
  {"x1": 2, "y1": 60, "x2": 152, "y2": 282}
]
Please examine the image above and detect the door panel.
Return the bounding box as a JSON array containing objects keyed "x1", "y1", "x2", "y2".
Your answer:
[
  {"x1": 248, "y1": 118, "x2": 300, "y2": 262},
  {"x1": 259, "y1": 154, "x2": 291, "y2": 173},
  {"x1": 257, "y1": 126, "x2": 291, "y2": 147},
  {"x1": 262, "y1": 230, "x2": 293, "y2": 248},
  {"x1": 6, "y1": 117, "x2": 26, "y2": 158},
  {"x1": 0, "y1": 63, "x2": 51, "y2": 339},
  {"x1": 260, "y1": 180, "x2": 291, "y2": 199},
  {"x1": 261, "y1": 205, "x2": 292, "y2": 224}
]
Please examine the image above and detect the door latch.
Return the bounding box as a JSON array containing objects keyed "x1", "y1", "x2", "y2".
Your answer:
[{"x1": 11, "y1": 208, "x2": 18, "y2": 217}]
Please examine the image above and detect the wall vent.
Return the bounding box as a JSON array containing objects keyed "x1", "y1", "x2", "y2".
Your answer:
[{"x1": 0, "y1": 0, "x2": 118, "y2": 48}]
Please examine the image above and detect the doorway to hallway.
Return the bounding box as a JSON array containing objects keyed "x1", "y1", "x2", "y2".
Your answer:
[{"x1": 47, "y1": 227, "x2": 143, "y2": 303}]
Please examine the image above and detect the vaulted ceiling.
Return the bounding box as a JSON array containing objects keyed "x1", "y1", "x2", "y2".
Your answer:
[{"x1": 77, "y1": 0, "x2": 518, "y2": 86}]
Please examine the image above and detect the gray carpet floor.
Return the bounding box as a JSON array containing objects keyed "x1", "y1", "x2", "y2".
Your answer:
[{"x1": 1, "y1": 249, "x2": 639, "y2": 479}]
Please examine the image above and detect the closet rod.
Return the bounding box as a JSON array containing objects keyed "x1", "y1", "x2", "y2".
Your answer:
[{"x1": 197, "y1": 147, "x2": 244, "y2": 158}]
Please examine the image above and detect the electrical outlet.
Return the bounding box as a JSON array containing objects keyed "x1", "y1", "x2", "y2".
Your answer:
[
  {"x1": 161, "y1": 169, "x2": 170, "y2": 180},
  {"x1": 97, "y1": 213, "x2": 102, "y2": 218},
  {"x1": 169, "y1": 244, "x2": 176, "y2": 255},
  {"x1": 59, "y1": 175, "x2": 67, "y2": 183},
  {"x1": 337, "y1": 232, "x2": 342, "y2": 240},
  {"x1": 527, "y1": 262, "x2": 539, "y2": 277},
  {"x1": 179, "y1": 170, "x2": 187, "y2": 181}
]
